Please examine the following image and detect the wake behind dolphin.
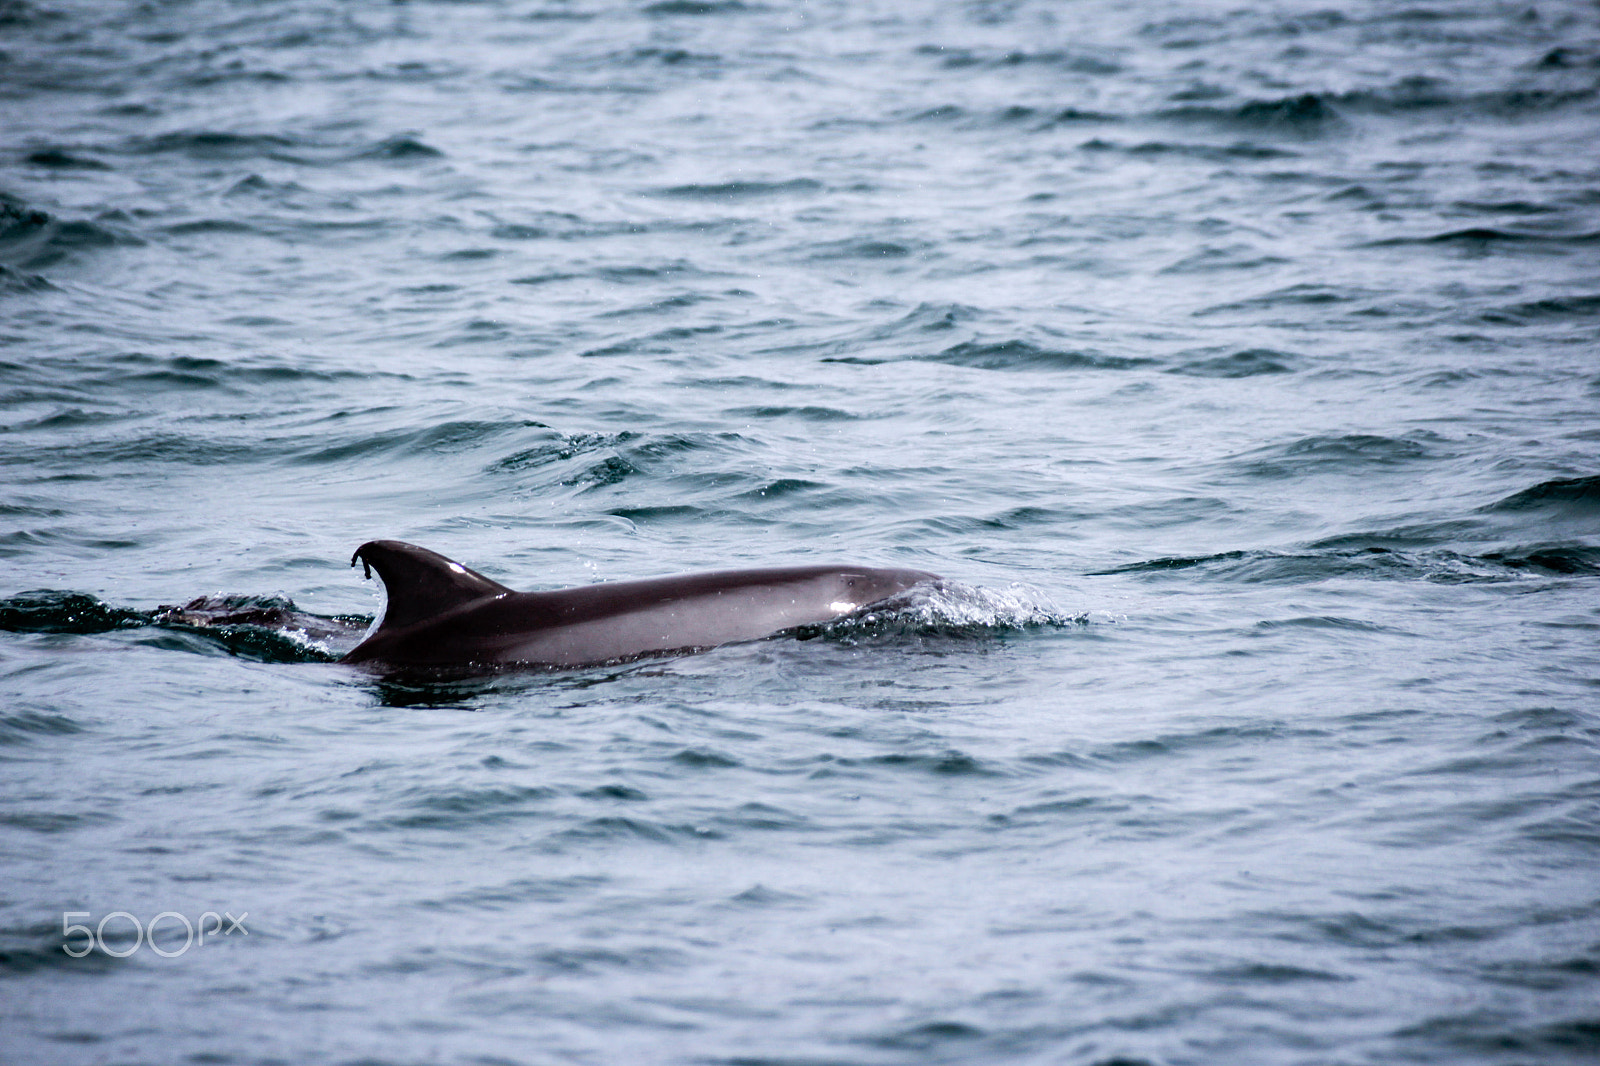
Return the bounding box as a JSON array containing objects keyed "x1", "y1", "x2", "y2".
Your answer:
[{"x1": 341, "y1": 540, "x2": 940, "y2": 669}]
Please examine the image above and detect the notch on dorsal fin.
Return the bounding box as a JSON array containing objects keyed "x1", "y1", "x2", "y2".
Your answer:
[{"x1": 350, "y1": 540, "x2": 512, "y2": 631}]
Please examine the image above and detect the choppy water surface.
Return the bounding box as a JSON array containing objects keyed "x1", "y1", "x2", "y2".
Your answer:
[{"x1": 3, "y1": 1, "x2": 1599, "y2": 1063}]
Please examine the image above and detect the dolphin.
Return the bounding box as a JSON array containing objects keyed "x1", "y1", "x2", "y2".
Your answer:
[{"x1": 340, "y1": 540, "x2": 939, "y2": 669}]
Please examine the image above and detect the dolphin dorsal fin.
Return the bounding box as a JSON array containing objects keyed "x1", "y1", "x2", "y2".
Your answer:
[{"x1": 351, "y1": 540, "x2": 512, "y2": 630}]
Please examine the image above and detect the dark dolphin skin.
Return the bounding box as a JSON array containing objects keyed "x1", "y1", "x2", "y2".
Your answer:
[{"x1": 341, "y1": 540, "x2": 939, "y2": 669}]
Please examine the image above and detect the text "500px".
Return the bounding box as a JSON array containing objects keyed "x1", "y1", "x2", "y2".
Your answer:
[{"x1": 63, "y1": 911, "x2": 248, "y2": 958}]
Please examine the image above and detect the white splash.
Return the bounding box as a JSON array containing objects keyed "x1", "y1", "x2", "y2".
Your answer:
[{"x1": 829, "y1": 579, "x2": 1088, "y2": 636}]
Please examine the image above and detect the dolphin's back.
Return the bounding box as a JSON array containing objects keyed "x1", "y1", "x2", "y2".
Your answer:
[{"x1": 341, "y1": 541, "x2": 936, "y2": 668}]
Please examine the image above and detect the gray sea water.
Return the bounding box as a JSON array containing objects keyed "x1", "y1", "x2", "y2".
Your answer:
[{"x1": 3, "y1": 1, "x2": 1600, "y2": 1063}]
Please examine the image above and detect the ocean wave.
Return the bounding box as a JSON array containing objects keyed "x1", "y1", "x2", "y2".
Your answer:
[
  {"x1": 920, "y1": 45, "x2": 1122, "y2": 76},
  {"x1": 126, "y1": 129, "x2": 445, "y2": 167},
  {"x1": 1084, "y1": 138, "x2": 1299, "y2": 161},
  {"x1": 1365, "y1": 227, "x2": 1600, "y2": 252},
  {"x1": 1194, "y1": 283, "x2": 1375, "y2": 317},
  {"x1": 897, "y1": 103, "x2": 1118, "y2": 130},
  {"x1": 642, "y1": 0, "x2": 752, "y2": 16},
  {"x1": 303, "y1": 419, "x2": 557, "y2": 465},
  {"x1": 6, "y1": 351, "x2": 378, "y2": 401},
  {"x1": 384, "y1": 784, "x2": 562, "y2": 831},
  {"x1": 23, "y1": 147, "x2": 110, "y2": 170},
  {"x1": 1146, "y1": 79, "x2": 1597, "y2": 138},
  {"x1": 357, "y1": 134, "x2": 444, "y2": 161},
  {"x1": 0, "y1": 709, "x2": 86, "y2": 747},
  {"x1": 130, "y1": 129, "x2": 299, "y2": 160},
  {"x1": 1486, "y1": 475, "x2": 1600, "y2": 513},
  {"x1": 1481, "y1": 294, "x2": 1600, "y2": 325},
  {"x1": 827, "y1": 338, "x2": 1153, "y2": 372},
  {"x1": 1158, "y1": 93, "x2": 1345, "y2": 134},
  {"x1": 0, "y1": 195, "x2": 143, "y2": 272},
  {"x1": 805, "y1": 237, "x2": 923, "y2": 262},
  {"x1": 0, "y1": 590, "x2": 147, "y2": 634},
  {"x1": 1164, "y1": 348, "x2": 1298, "y2": 378},
  {"x1": 14, "y1": 431, "x2": 261, "y2": 467},
  {"x1": 1329, "y1": 79, "x2": 1599, "y2": 118},
  {"x1": 1095, "y1": 543, "x2": 1600, "y2": 584},
  {"x1": 649, "y1": 178, "x2": 823, "y2": 199},
  {"x1": 1228, "y1": 433, "x2": 1449, "y2": 478},
  {"x1": 486, "y1": 429, "x2": 637, "y2": 474},
  {"x1": 0, "y1": 263, "x2": 54, "y2": 293}
]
